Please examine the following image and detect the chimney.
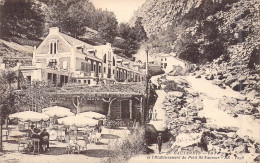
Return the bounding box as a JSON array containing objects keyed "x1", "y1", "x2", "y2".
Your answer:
[{"x1": 49, "y1": 27, "x2": 59, "y2": 34}]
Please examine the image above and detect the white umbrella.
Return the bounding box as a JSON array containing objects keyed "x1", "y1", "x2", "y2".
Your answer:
[
  {"x1": 9, "y1": 111, "x2": 50, "y2": 122},
  {"x1": 43, "y1": 108, "x2": 74, "y2": 118},
  {"x1": 57, "y1": 115, "x2": 99, "y2": 127},
  {"x1": 42, "y1": 106, "x2": 71, "y2": 113},
  {"x1": 78, "y1": 111, "x2": 106, "y2": 119}
]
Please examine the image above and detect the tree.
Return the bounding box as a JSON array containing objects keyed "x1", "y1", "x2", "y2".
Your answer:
[
  {"x1": 133, "y1": 17, "x2": 147, "y2": 42},
  {"x1": 98, "y1": 11, "x2": 118, "y2": 43},
  {"x1": 0, "y1": 70, "x2": 18, "y2": 151},
  {"x1": 0, "y1": 0, "x2": 45, "y2": 39}
]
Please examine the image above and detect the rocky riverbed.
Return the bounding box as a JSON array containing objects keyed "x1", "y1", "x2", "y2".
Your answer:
[{"x1": 144, "y1": 73, "x2": 260, "y2": 163}]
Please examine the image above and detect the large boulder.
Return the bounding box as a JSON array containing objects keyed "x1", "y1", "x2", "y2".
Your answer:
[
  {"x1": 225, "y1": 78, "x2": 237, "y2": 86},
  {"x1": 231, "y1": 81, "x2": 247, "y2": 91},
  {"x1": 168, "y1": 91, "x2": 184, "y2": 98}
]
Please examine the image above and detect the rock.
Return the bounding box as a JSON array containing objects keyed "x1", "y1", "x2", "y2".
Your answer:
[
  {"x1": 217, "y1": 75, "x2": 225, "y2": 80},
  {"x1": 234, "y1": 145, "x2": 247, "y2": 153},
  {"x1": 254, "y1": 155, "x2": 260, "y2": 162},
  {"x1": 238, "y1": 76, "x2": 247, "y2": 82},
  {"x1": 225, "y1": 78, "x2": 237, "y2": 86},
  {"x1": 220, "y1": 97, "x2": 238, "y2": 106},
  {"x1": 168, "y1": 91, "x2": 184, "y2": 98},
  {"x1": 250, "y1": 99, "x2": 259, "y2": 106},
  {"x1": 216, "y1": 127, "x2": 238, "y2": 133},
  {"x1": 205, "y1": 74, "x2": 214, "y2": 80},
  {"x1": 247, "y1": 90, "x2": 259, "y2": 101},
  {"x1": 231, "y1": 81, "x2": 247, "y2": 91}
]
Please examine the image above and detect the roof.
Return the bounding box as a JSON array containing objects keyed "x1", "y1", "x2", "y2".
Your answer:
[
  {"x1": 59, "y1": 33, "x2": 94, "y2": 49},
  {"x1": 55, "y1": 82, "x2": 146, "y2": 98}
]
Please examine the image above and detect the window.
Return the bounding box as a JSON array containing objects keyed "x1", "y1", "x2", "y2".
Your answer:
[
  {"x1": 113, "y1": 69, "x2": 115, "y2": 74},
  {"x1": 49, "y1": 59, "x2": 57, "y2": 67},
  {"x1": 50, "y1": 43, "x2": 53, "y2": 54},
  {"x1": 26, "y1": 76, "x2": 31, "y2": 83},
  {"x1": 53, "y1": 74, "x2": 57, "y2": 84},
  {"x1": 65, "y1": 76, "x2": 68, "y2": 83},
  {"x1": 81, "y1": 62, "x2": 85, "y2": 71},
  {"x1": 88, "y1": 80, "x2": 90, "y2": 84},
  {"x1": 54, "y1": 42, "x2": 57, "y2": 54},
  {"x1": 161, "y1": 63, "x2": 163, "y2": 68},
  {"x1": 113, "y1": 57, "x2": 115, "y2": 66},
  {"x1": 104, "y1": 54, "x2": 106, "y2": 63},
  {"x1": 161, "y1": 58, "x2": 163, "y2": 61},
  {"x1": 164, "y1": 63, "x2": 167, "y2": 68},
  {"x1": 78, "y1": 80, "x2": 81, "y2": 83},
  {"x1": 50, "y1": 42, "x2": 57, "y2": 54},
  {"x1": 84, "y1": 80, "x2": 87, "y2": 83},
  {"x1": 48, "y1": 73, "x2": 52, "y2": 81},
  {"x1": 98, "y1": 65, "x2": 101, "y2": 73},
  {"x1": 104, "y1": 67, "x2": 106, "y2": 73}
]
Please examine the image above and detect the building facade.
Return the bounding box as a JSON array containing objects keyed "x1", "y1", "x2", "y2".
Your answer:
[{"x1": 20, "y1": 27, "x2": 145, "y2": 85}]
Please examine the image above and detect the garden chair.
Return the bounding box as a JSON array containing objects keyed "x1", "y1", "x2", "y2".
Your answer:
[
  {"x1": 65, "y1": 139, "x2": 76, "y2": 154},
  {"x1": 89, "y1": 132, "x2": 97, "y2": 144},
  {"x1": 18, "y1": 137, "x2": 28, "y2": 152},
  {"x1": 76, "y1": 140, "x2": 87, "y2": 153},
  {"x1": 96, "y1": 132, "x2": 102, "y2": 143}
]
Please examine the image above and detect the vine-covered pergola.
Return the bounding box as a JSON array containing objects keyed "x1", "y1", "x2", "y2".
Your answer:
[{"x1": 50, "y1": 82, "x2": 147, "y2": 124}]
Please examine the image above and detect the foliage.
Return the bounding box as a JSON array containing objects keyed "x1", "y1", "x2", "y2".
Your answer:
[
  {"x1": 0, "y1": 0, "x2": 45, "y2": 40},
  {"x1": 248, "y1": 46, "x2": 260, "y2": 69},
  {"x1": 105, "y1": 126, "x2": 146, "y2": 163},
  {"x1": 16, "y1": 81, "x2": 55, "y2": 112},
  {"x1": 115, "y1": 20, "x2": 147, "y2": 58},
  {"x1": 163, "y1": 80, "x2": 185, "y2": 93},
  {"x1": 104, "y1": 120, "x2": 119, "y2": 129},
  {"x1": 0, "y1": 70, "x2": 18, "y2": 123}
]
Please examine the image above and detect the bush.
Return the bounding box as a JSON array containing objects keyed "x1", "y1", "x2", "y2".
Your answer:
[
  {"x1": 105, "y1": 126, "x2": 146, "y2": 163},
  {"x1": 163, "y1": 80, "x2": 185, "y2": 93},
  {"x1": 104, "y1": 120, "x2": 119, "y2": 129}
]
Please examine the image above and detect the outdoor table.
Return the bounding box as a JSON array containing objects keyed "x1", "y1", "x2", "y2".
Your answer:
[{"x1": 9, "y1": 131, "x2": 27, "y2": 140}]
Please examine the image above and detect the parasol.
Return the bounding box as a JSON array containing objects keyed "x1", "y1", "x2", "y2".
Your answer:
[
  {"x1": 57, "y1": 115, "x2": 99, "y2": 127},
  {"x1": 9, "y1": 111, "x2": 50, "y2": 122},
  {"x1": 77, "y1": 111, "x2": 106, "y2": 119}
]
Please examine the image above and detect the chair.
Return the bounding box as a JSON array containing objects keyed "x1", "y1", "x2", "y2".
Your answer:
[
  {"x1": 65, "y1": 140, "x2": 76, "y2": 154},
  {"x1": 18, "y1": 138, "x2": 28, "y2": 152},
  {"x1": 32, "y1": 138, "x2": 41, "y2": 155},
  {"x1": 76, "y1": 140, "x2": 87, "y2": 153}
]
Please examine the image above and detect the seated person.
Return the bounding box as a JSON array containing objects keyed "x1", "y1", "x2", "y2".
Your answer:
[
  {"x1": 40, "y1": 129, "x2": 50, "y2": 151},
  {"x1": 30, "y1": 125, "x2": 41, "y2": 139}
]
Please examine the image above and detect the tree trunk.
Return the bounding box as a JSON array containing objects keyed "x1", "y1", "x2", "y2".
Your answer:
[{"x1": 0, "y1": 109, "x2": 2, "y2": 152}]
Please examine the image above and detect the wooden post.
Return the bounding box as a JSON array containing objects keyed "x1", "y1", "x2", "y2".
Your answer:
[
  {"x1": 119, "y1": 99, "x2": 122, "y2": 119},
  {"x1": 129, "y1": 99, "x2": 132, "y2": 120},
  {"x1": 140, "y1": 97, "x2": 144, "y2": 124}
]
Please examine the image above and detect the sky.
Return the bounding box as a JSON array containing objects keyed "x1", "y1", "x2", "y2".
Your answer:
[{"x1": 91, "y1": 0, "x2": 146, "y2": 23}]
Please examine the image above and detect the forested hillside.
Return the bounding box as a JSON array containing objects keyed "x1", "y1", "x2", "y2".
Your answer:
[{"x1": 0, "y1": 0, "x2": 147, "y2": 58}]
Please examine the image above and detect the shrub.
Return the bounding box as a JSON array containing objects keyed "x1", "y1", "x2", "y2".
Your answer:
[
  {"x1": 163, "y1": 80, "x2": 185, "y2": 93},
  {"x1": 104, "y1": 120, "x2": 119, "y2": 129},
  {"x1": 105, "y1": 126, "x2": 146, "y2": 163}
]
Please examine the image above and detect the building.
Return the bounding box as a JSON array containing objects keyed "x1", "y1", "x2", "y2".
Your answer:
[
  {"x1": 19, "y1": 27, "x2": 145, "y2": 85},
  {"x1": 156, "y1": 53, "x2": 191, "y2": 73}
]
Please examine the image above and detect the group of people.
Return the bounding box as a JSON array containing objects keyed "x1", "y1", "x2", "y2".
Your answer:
[
  {"x1": 29, "y1": 125, "x2": 50, "y2": 152},
  {"x1": 149, "y1": 109, "x2": 158, "y2": 121}
]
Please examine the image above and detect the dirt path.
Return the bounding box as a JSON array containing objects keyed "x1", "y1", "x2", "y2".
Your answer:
[{"x1": 148, "y1": 90, "x2": 167, "y2": 131}]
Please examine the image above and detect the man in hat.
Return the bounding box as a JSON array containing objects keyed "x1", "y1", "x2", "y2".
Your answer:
[{"x1": 157, "y1": 133, "x2": 163, "y2": 154}]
